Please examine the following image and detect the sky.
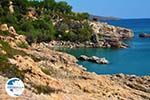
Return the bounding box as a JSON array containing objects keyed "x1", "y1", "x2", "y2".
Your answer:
[{"x1": 56, "y1": 0, "x2": 150, "y2": 19}]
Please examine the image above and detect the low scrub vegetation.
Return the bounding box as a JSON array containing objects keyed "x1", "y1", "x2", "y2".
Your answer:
[{"x1": 0, "y1": 0, "x2": 92, "y2": 43}]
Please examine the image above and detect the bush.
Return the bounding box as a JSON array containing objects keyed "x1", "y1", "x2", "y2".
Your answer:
[
  {"x1": 20, "y1": 21, "x2": 34, "y2": 32},
  {"x1": 55, "y1": 1, "x2": 72, "y2": 13},
  {"x1": 19, "y1": 19, "x2": 56, "y2": 44},
  {"x1": 61, "y1": 31, "x2": 77, "y2": 41},
  {"x1": 33, "y1": 84, "x2": 57, "y2": 94},
  {"x1": 0, "y1": 14, "x2": 18, "y2": 25},
  {"x1": 12, "y1": 0, "x2": 28, "y2": 14},
  {"x1": 32, "y1": 19, "x2": 51, "y2": 30},
  {"x1": 78, "y1": 22, "x2": 93, "y2": 42},
  {"x1": 0, "y1": 31, "x2": 10, "y2": 36},
  {"x1": 59, "y1": 21, "x2": 92, "y2": 42}
]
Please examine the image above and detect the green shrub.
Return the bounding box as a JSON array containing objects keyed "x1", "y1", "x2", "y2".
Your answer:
[
  {"x1": 33, "y1": 84, "x2": 57, "y2": 94},
  {"x1": 0, "y1": 55, "x2": 7, "y2": 62},
  {"x1": 17, "y1": 42, "x2": 28, "y2": 49},
  {"x1": 0, "y1": 0, "x2": 92, "y2": 44},
  {"x1": 0, "y1": 63, "x2": 25, "y2": 79},
  {"x1": 0, "y1": 14, "x2": 18, "y2": 25},
  {"x1": 0, "y1": 31, "x2": 10, "y2": 36},
  {"x1": 0, "y1": 40, "x2": 26, "y2": 57},
  {"x1": 20, "y1": 21, "x2": 34, "y2": 32},
  {"x1": 77, "y1": 22, "x2": 93, "y2": 42},
  {"x1": 41, "y1": 67, "x2": 52, "y2": 76},
  {"x1": 61, "y1": 31, "x2": 77, "y2": 42}
]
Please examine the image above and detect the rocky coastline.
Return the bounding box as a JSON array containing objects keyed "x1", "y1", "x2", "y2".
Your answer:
[
  {"x1": 0, "y1": 24, "x2": 150, "y2": 100},
  {"x1": 46, "y1": 21, "x2": 134, "y2": 49},
  {"x1": 46, "y1": 40, "x2": 128, "y2": 49}
]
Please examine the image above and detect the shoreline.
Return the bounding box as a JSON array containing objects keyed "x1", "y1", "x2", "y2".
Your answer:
[
  {"x1": 0, "y1": 31, "x2": 150, "y2": 99},
  {"x1": 40, "y1": 40, "x2": 129, "y2": 49}
]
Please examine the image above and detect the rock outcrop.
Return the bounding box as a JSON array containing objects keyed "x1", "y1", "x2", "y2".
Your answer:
[
  {"x1": 139, "y1": 33, "x2": 150, "y2": 38},
  {"x1": 90, "y1": 21, "x2": 134, "y2": 48},
  {"x1": 79, "y1": 55, "x2": 109, "y2": 64},
  {"x1": 0, "y1": 24, "x2": 28, "y2": 48}
]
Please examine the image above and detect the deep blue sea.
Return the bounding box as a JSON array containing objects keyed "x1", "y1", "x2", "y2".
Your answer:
[{"x1": 61, "y1": 19, "x2": 150, "y2": 76}]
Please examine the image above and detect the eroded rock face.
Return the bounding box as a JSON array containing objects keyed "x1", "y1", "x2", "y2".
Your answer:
[
  {"x1": 8, "y1": 55, "x2": 63, "y2": 93},
  {"x1": 90, "y1": 22, "x2": 134, "y2": 39},
  {"x1": 90, "y1": 21, "x2": 134, "y2": 48}
]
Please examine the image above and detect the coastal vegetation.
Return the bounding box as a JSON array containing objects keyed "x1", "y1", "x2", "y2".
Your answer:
[
  {"x1": 0, "y1": 0, "x2": 150, "y2": 99},
  {"x1": 0, "y1": 0, "x2": 92, "y2": 44},
  {"x1": 0, "y1": 40, "x2": 26, "y2": 79}
]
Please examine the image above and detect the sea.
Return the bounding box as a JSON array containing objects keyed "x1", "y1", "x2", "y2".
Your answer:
[{"x1": 61, "y1": 19, "x2": 150, "y2": 76}]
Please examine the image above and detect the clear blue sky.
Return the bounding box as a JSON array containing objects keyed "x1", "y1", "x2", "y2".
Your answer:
[{"x1": 56, "y1": 0, "x2": 150, "y2": 18}]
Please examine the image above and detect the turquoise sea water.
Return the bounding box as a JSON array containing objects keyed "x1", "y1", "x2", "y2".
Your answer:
[{"x1": 61, "y1": 19, "x2": 150, "y2": 76}]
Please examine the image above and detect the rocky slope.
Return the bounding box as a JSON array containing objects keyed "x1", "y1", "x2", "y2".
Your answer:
[{"x1": 0, "y1": 24, "x2": 149, "y2": 100}]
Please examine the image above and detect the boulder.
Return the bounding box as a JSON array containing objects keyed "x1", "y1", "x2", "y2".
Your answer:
[
  {"x1": 79, "y1": 55, "x2": 109, "y2": 64},
  {"x1": 9, "y1": 1, "x2": 14, "y2": 14},
  {"x1": 96, "y1": 58, "x2": 109, "y2": 64},
  {"x1": 139, "y1": 33, "x2": 150, "y2": 38},
  {"x1": 79, "y1": 55, "x2": 89, "y2": 60},
  {"x1": 0, "y1": 49, "x2": 7, "y2": 55},
  {"x1": 8, "y1": 26, "x2": 17, "y2": 35},
  {"x1": 90, "y1": 56, "x2": 100, "y2": 61},
  {"x1": 0, "y1": 24, "x2": 8, "y2": 31}
]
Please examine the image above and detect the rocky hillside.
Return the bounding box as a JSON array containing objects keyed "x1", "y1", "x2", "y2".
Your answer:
[
  {"x1": 0, "y1": 24, "x2": 149, "y2": 100},
  {"x1": 0, "y1": 0, "x2": 134, "y2": 48}
]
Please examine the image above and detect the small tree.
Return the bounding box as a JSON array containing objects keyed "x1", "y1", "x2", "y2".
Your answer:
[
  {"x1": 12, "y1": 0, "x2": 28, "y2": 14},
  {"x1": 42, "y1": 0, "x2": 56, "y2": 11},
  {"x1": 55, "y1": 1, "x2": 72, "y2": 13},
  {"x1": 20, "y1": 21, "x2": 34, "y2": 32}
]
